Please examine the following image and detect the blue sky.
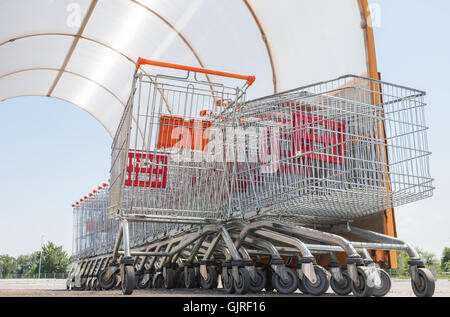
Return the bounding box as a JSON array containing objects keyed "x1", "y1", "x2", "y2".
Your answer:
[
  {"x1": 0, "y1": 96, "x2": 111, "y2": 256},
  {"x1": 0, "y1": 1, "x2": 448, "y2": 258},
  {"x1": 369, "y1": 0, "x2": 450, "y2": 257}
]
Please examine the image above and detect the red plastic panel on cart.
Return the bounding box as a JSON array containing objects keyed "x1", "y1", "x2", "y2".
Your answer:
[
  {"x1": 291, "y1": 112, "x2": 346, "y2": 165},
  {"x1": 125, "y1": 152, "x2": 168, "y2": 188},
  {"x1": 157, "y1": 115, "x2": 211, "y2": 151}
]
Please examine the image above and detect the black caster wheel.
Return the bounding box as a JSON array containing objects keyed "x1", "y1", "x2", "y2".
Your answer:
[
  {"x1": 163, "y1": 268, "x2": 177, "y2": 289},
  {"x1": 411, "y1": 268, "x2": 435, "y2": 297},
  {"x1": 113, "y1": 278, "x2": 122, "y2": 290},
  {"x1": 300, "y1": 265, "x2": 330, "y2": 296},
  {"x1": 351, "y1": 267, "x2": 375, "y2": 297},
  {"x1": 272, "y1": 267, "x2": 298, "y2": 294},
  {"x1": 147, "y1": 274, "x2": 154, "y2": 288},
  {"x1": 98, "y1": 269, "x2": 117, "y2": 290},
  {"x1": 221, "y1": 269, "x2": 235, "y2": 294},
  {"x1": 153, "y1": 274, "x2": 164, "y2": 288},
  {"x1": 373, "y1": 269, "x2": 392, "y2": 297},
  {"x1": 194, "y1": 269, "x2": 202, "y2": 288},
  {"x1": 96, "y1": 279, "x2": 103, "y2": 291},
  {"x1": 248, "y1": 270, "x2": 266, "y2": 293},
  {"x1": 200, "y1": 266, "x2": 218, "y2": 289},
  {"x1": 298, "y1": 277, "x2": 309, "y2": 295},
  {"x1": 136, "y1": 273, "x2": 151, "y2": 289},
  {"x1": 233, "y1": 268, "x2": 250, "y2": 295},
  {"x1": 92, "y1": 279, "x2": 100, "y2": 291},
  {"x1": 265, "y1": 269, "x2": 274, "y2": 292},
  {"x1": 177, "y1": 270, "x2": 185, "y2": 288},
  {"x1": 121, "y1": 265, "x2": 135, "y2": 295},
  {"x1": 330, "y1": 270, "x2": 352, "y2": 296},
  {"x1": 185, "y1": 268, "x2": 197, "y2": 289}
]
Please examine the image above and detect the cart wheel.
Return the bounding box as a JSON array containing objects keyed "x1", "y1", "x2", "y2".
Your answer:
[
  {"x1": 272, "y1": 267, "x2": 298, "y2": 294},
  {"x1": 147, "y1": 274, "x2": 154, "y2": 288},
  {"x1": 136, "y1": 274, "x2": 150, "y2": 289},
  {"x1": 411, "y1": 268, "x2": 435, "y2": 297},
  {"x1": 153, "y1": 274, "x2": 163, "y2": 288},
  {"x1": 330, "y1": 270, "x2": 352, "y2": 296},
  {"x1": 121, "y1": 265, "x2": 135, "y2": 295},
  {"x1": 373, "y1": 269, "x2": 391, "y2": 297},
  {"x1": 234, "y1": 268, "x2": 250, "y2": 295},
  {"x1": 96, "y1": 279, "x2": 103, "y2": 291},
  {"x1": 164, "y1": 268, "x2": 177, "y2": 289},
  {"x1": 194, "y1": 269, "x2": 202, "y2": 288},
  {"x1": 185, "y1": 268, "x2": 197, "y2": 289},
  {"x1": 351, "y1": 267, "x2": 374, "y2": 297},
  {"x1": 222, "y1": 270, "x2": 235, "y2": 294},
  {"x1": 298, "y1": 277, "x2": 310, "y2": 295},
  {"x1": 265, "y1": 269, "x2": 274, "y2": 292},
  {"x1": 177, "y1": 270, "x2": 185, "y2": 288},
  {"x1": 92, "y1": 279, "x2": 99, "y2": 291},
  {"x1": 114, "y1": 278, "x2": 122, "y2": 290},
  {"x1": 98, "y1": 269, "x2": 117, "y2": 290},
  {"x1": 200, "y1": 266, "x2": 218, "y2": 289},
  {"x1": 248, "y1": 270, "x2": 266, "y2": 293},
  {"x1": 299, "y1": 265, "x2": 329, "y2": 296}
]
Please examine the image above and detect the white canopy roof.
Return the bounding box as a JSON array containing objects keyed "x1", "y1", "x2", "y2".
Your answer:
[{"x1": 0, "y1": 0, "x2": 373, "y2": 136}]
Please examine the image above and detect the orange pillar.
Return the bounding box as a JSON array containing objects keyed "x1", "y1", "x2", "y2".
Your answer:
[{"x1": 359, "y1": 0, "x2": 398, "y2": 268}]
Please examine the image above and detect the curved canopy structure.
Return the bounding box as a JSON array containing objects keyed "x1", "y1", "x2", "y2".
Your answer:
[
  {"x1": 1, "y1": 0, "x2": 400, "y2": 266},
  {"x1": 0, "y1": 0, "x2": 376, "y2": 136}
]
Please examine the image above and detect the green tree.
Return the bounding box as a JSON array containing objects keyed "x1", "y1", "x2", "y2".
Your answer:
[
  {"x1": 30, "y1": 242, "x2": 71, "y2": 274},
  {"x1": 392, "y1": 248, "x2": 440, "y2": 277},
  {"x1": 393, "y1": 251, "x2": 410, "y2": 277},
  {"x1": 441, "y1": 247, "x2": 450, "y2": 272},
  {"x1": 417, "y1": 248, "x2": 436, "y2": 267},
  {"x1": 16, "y1": 253, "x2": 39, "y2": 276},
  {"x1": 0, "y1": 255, "x2": 18, "y2": 278}
]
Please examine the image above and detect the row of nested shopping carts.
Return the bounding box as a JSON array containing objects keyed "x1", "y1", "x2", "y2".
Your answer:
[{"x1": 66, "y1": 58, "x2": 435, "y2": 297}]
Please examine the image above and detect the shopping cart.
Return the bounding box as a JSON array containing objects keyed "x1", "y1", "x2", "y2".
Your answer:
[
  {"x1": 68, "y1": 65, "x2": 435, "y2": 297},
  {"x1": 105, "y1": 58, "x2": 257, "y2": 294},
  {"x1": 229, "y1": 75, "x2": 433, "y2": 224},
  {"x1": 68, "y1": 184, "x2": 119, "y2": 290},
  {"x1": 71, "y1": 184, "x2": 117, "y2": 259}
]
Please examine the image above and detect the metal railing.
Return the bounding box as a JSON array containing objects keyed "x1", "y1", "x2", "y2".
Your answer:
[{"x1": 0, "y1": 273, "x2": 68, "y2": 279}]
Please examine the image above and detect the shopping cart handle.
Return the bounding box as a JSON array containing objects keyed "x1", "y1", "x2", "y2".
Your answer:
[{"x1": 136, "y1": 57, "x2": 256, "y2": 86}]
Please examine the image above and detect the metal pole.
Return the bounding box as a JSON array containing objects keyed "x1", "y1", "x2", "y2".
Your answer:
[{"x1": 38, "y1": 235, "x2": 45, "y2": 279}]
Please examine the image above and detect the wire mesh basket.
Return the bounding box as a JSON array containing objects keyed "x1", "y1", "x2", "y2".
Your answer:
[
  {"x1": 72, "y1": 185, "x2": 118, "y2": 259},
  {"x1": 108, "y1": 59, "x2": 254, "y2": 224},
  {"x1": 228, "y1": 75, "x2": 433, "y2": 223}
]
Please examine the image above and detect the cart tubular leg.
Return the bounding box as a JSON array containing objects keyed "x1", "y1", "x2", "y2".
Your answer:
[
  {"x1": 121, "y1": 220, "x2": 131, "y2": 258},
  {"x1": 112, "y1": 222, "x2": 124, "y2": 263},
  {"x1": 252, "y1": 229, "x2": 317, "y2": 284},
  {"x1": 327, "y1": 252, "x2": 344, "y2": 283},
  {"x1": 199, "y1": 233, "x2": 221, "y2": 280},
  {"x1": 218, "y1": 246, "x2": 233, "y2": 286},
  {"x1": 186, "y1": 235, "x2": 207, "y2": 263},
  {"x1": 244, "y1": 235, "x2": 282, "y2": 259},
  {"x1": 337, "y1": 225, "x2": 431, "y2": 291},
  {"x1": 238, "y1": 246, "x2": 257, "y2": 280},
  {"x1": 236, "y1": 221, "x2": 362, "y2": 283}
]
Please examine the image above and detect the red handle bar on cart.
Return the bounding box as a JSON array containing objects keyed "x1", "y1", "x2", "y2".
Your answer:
[{"x1": 136, "y1": 57, "x2": 256, "y2": 86}]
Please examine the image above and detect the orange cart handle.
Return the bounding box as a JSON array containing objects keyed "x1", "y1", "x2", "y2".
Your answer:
[{"x1": 136, "y1": 57, "x2": 256, "y2": 86}]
